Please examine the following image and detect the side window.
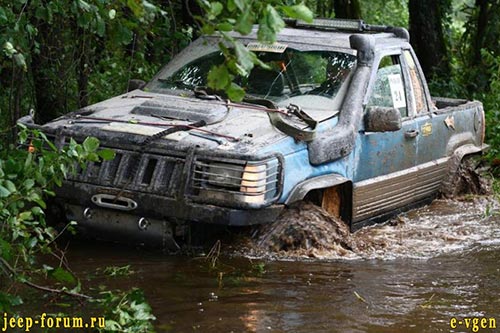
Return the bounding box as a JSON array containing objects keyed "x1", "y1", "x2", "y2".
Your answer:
[
  {"x1": 366, "y1": 55, "x2": 408, "y2": 118},
  {"x1": 404, "y1": 50, "x2": 427, "y2": 114}
]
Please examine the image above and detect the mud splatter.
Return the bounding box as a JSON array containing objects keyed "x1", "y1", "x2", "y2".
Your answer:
[{"x1": 240, "y1": 196, "x2": 500, "y2": 261}]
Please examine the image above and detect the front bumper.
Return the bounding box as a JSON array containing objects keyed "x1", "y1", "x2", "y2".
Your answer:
[{"x1": 57, "y1": 183, "x2": 284, "y2": 249}]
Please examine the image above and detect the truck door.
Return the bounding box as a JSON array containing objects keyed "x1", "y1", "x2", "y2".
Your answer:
[
  {"x1": 403, "y1": 49, "x2": 453, "y2": 201},
  {"x1": 355, "y1": 52, "x2": 417, "y2": 182},
  {"x1": 352, "y1": 52, "x2": 418, "y2": 223},
  {"x1": 402, "y1": 49, "x2": 450, "y2": 164}
]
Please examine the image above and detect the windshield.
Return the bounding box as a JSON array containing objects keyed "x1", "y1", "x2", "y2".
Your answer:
[{"x1": 149, "y1": 47, "x2": 356, "y2": 114}]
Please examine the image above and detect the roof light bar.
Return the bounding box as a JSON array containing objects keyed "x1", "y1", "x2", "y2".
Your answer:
[
  {"x1": 286, "y1": 18, "x2": 394, "y2": 34},
  {"x1": 295, "y1": 18, "x2": 365, "y2": 32}
]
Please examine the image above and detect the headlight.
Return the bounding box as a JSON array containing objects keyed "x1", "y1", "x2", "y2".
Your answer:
[
  {"x1": 192, "y1": 157, "x2": 281, "y2": 206},
  {"x1": 207, "y1": 163, "x2": 243, "y2": 189}
]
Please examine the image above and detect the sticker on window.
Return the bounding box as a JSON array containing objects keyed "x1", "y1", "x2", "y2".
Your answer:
[
  {"x1": 387, "y1": 74, "x2": 406, "y2": 109},
  {"x1": 247, "y1": 42, "x2": 287, "y2": 53}
]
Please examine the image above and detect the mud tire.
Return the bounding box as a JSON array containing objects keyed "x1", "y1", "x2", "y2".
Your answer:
[
  {"x1": 442, "y1": 156, "x2": 490, "y2": 198},
  {"x1": 253, "y1": 201, "x2": 355, "y2": 253}
]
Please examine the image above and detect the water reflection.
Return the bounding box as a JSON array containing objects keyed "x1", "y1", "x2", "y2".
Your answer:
[{"x1": 62, "y1": 197, "x2": 500, "y2": 333}]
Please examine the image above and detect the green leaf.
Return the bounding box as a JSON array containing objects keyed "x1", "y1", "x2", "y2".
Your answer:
[
  {"x1": 18, "y1": 211, "x2": 32, "y2": 221},
  {"x1": 217, "y1": 22, "x2": 233, "y2": 32},
  {"x1": 96, "y1": 15, "x2": 105, "y2": 37},
  {"x1": 127, "y1": 0, "x2": 144, "y2": 17},
  {"x1": 0, "y1": 292, "x2": 23, "y2": 312},
  {"x1": 0, "y1": 185, "x2": 10, "y2": 198},
  {"x1": 104, "y1": 320, "x2": 121, "y2": 330},
  {"x1": 3, "y1": 41, "x2": 16, "y2": 57},
  {"x1": 77, "y1": 0, "x2": 91, "y2": 12},
  {"x1": 258, "y1": 5, "x2": 285, "y2": 43},
  {"x1": 227, "y1": 83, "x2": 245, "y2": 101},
  {"x1": 0, "y1": 239, "x2": 12, "y2": 261},
  {"x1": 201, "y1": 23, "x2": 215, "y2": 35},
  {"x1": 211, "y1": 2, "x2": 223, "y2": 16},
  {"x1": 234, "y1": 10, "x2": 254, "y2": 35},
  {"x1": 233, "y1": 0, "x2": 245, "y2": 11},
  {"x1": 4, "y1": 180, "x2": 16, "y2": 193},
  {"x1": 87, "y1": 152, "x2": 99, "y2": 162},
  {"x1": 97, "y1": 149, "x2": 116, "y2": 161},
  {"x1": 207, "y1": 65, "x2": 230, "y2": 90},
  {"x1": 0, "y1": 7, "x2": 7, "y2": 24},
  {"x1": 50, "y1": 267, "x2": 76, "y2": 285},
  {"x1": 83, "y1": 137, "x2": 100, "y2": 152},
  {"x1": 26, "y1": 237, "x2": 38, "y2": 249},
  {"x1": 235, "y1": 42, "x2": 255, "y2": 73},
  {"x1": 227, "y1": 0, "x2": 236, "y2": 12},
  {"x1": 25, "y1": 24, "x2": 37, "y2": 38},
  {"x1": 31, "y1": 206, "x2": 44, "y2": 216},
  {"x1": 281, "y1": 4, "x2": 314, "y2": 23},
  {"x1": 13, "y1": 53, "x2": 27, "y2": 71},
  {"x1": 23, "y1": 179, "x2": 35, "y2": 190}
]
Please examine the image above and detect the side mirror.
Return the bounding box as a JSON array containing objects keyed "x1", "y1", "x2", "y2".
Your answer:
[
  {"x1": 364, "y1": 106, "x2": 402, "y2": 132},
  {"x1": 127, "y1": 79, "x2": 146, "y2": 92}
]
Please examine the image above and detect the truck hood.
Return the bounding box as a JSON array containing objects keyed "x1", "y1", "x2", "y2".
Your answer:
[{"x1": 41, "y1": 91, "x2": 293, "y2": 154}]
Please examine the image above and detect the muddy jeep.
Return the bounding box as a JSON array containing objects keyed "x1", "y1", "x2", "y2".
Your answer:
[{"x1": 18, "y1": 19, "x2": 488, "y2": 249}]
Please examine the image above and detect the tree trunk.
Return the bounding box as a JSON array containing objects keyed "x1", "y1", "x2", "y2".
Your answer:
[
  {"x1": 473, "y1": 0, "x2": 489, "y2": 64},
  {"x1": 409, "y1": 0, "x2": 449, "y2": 79},
  {"x1": 333, "y1": 0, "x2": 362, "y2": 19},
  {"x1": 31, "y1": 20, "x2": 68, "y2": 124},
  {"x1": 77, "y1": 28, "x2": 90, "y2": 109},
  {"x1": 7, "y1": 66, "x2": 24, "y2": 141}
]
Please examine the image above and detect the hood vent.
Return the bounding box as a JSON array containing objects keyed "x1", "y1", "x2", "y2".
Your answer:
[{"x1": 131, "y1": 99, "x2": 228, "y2": 124}]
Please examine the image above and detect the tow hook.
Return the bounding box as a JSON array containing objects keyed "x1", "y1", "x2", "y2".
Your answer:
[
  {"x1": 138, "y1": 217, "x2": 150, "y2": 230},
  {"x1": 83, "y1": 207, "x2": 93, "y2": 219}
]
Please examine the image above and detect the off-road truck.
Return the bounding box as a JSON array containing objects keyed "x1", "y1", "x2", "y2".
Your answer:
[{"x1": 18, "y1": 19, "x2": 488, "y2": 249}]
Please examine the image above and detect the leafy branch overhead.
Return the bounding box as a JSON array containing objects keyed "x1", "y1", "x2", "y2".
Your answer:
[{"x1": 195, "y1": 0, "x2": 313, "y2": 100}]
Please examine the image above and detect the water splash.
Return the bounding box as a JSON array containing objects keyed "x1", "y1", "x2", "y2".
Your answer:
[{"x1": 241, "y1": 197, "x2": 500, "y2": 261}]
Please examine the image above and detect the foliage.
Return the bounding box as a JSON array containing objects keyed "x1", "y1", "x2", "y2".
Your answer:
[
  {"x1": 426, "y1": 0, "x2": 500, "y2": 161},
  {"x1": 0, "y1": 127, "x2": 156, "y2": 330},
  {"x1": 0, "y1": 0, "x2": 190, "y2": 125},
  {"x1": 0, "y1": 125, "x2": 108, "y2": 296},
  {"x1": 459, "y1": 0, "x2": 500, "y2": 92},
  {"x1": 360, "y1": 0, "x2": 409, "y2": 27},
  {"x1": 96, "y1": 288, "x2": 156, "y2": 333},
  {"x1": 477, "y1": 52, "x2": 500, "y2": 160},
  {"x1": 103, "y1": 265, "x2": 135, "y2": 277},
  {"x1": 0, "y1": 124, "x2": 113, "y2": 275},
  {"x1": 194, "y1": 0, "x2": 314, "y2": 100}
]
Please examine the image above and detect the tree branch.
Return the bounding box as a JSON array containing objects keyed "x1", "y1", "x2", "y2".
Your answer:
[{"x1": 0, "y1": 257, "x2": 92, "y2": 300}]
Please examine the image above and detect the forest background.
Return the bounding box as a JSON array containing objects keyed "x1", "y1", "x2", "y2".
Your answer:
[
  {"x1": 1, "y1": 0, "x2": 499, "y2": 152},
  {"x1": 0, "y1": 0, "x2": 500, "y2": 331}
]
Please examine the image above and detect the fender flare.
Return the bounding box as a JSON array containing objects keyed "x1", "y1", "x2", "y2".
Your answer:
[
  {"x1": 285, "y1": 174, "x2": 352, "y2": 205},
  {"x1": 440, "y1": 143, "x2": 488, "y2": 195}
]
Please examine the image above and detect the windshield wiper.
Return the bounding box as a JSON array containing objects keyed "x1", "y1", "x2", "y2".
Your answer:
[
  {"x1": 192, "y1": 86, "x2": 225, "y2": 101},
  {"x1": 157, "y1": 78, "x2": 194, "y2": 90}
]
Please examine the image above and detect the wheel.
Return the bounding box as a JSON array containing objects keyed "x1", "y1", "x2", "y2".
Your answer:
[{"x1": 442, "y1": 155, "x2": 490, "y2": 198}]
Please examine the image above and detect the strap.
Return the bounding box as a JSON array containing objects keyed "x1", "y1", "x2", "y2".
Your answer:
[
  {"x1": 268, "y1": 111, "x2": 317, "y2": 142},
  {"x1": 243, "y1": 97, "x2": 317, "y2": 142}
]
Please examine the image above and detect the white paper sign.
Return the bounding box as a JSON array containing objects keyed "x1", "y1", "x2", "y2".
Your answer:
[{"x1": 387, "y1": 74, "x2": 406, "y2": 109}]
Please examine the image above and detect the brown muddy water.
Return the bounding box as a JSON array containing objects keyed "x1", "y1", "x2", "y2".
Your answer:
[{"x1": 63, "y1": 197, "x2": 500, "y2": 333}]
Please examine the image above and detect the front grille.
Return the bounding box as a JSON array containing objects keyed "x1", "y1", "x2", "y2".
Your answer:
[{"x1": 68, "y1": 148, "x2": 185, "y2": 197}]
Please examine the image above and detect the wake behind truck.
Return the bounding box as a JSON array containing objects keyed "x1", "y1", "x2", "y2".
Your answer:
[{"x1": 18, "y1": 19, "x2": 487, "y2": 250}]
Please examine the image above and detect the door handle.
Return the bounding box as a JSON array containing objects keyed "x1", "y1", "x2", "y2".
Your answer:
[{"x1": 404, "y1": 129, "x2": 419, "y2": 139}]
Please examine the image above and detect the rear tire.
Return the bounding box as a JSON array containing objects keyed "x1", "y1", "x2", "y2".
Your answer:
[{"x1": 442, "y1": 155, "x2": 490, "y2": 198}]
